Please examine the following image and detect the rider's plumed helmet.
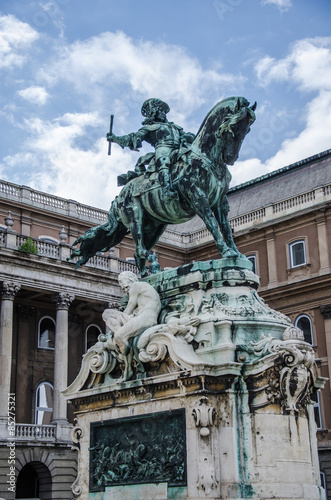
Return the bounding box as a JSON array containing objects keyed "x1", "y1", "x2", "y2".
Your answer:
[{"x1": 141, "y1": 98, "x2": 170, "y2": 117}]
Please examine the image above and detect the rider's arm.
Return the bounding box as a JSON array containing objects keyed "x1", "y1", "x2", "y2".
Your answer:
[
  {"x1": 107, "y1": 127, "x2": 150, "y2": 152},
  {"x1": 180, "y1": 131, "x2": 195, "y2": 144}
]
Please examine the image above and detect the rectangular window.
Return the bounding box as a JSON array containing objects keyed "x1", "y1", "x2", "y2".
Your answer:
[
  {"x1": 311, "y1": 392, "x2": 322, "y2": 430},
  {"x1": 247, "y1": 255, "x2": 257, "y2": 274},
  {"x1": 289, "y1": 240, "x2": 306, "y2": 268}
]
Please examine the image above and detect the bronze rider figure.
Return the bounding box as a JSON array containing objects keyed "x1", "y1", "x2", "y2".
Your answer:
[{"x1": 106, "y1": 98, "x2": 195, "y2": 199}]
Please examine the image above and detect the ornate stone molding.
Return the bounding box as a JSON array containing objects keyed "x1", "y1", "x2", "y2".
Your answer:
[
  {"x1": 239, "y1": 334, "x2": 325, "y2": 413},
  {"x1": 71, "y1": 420, "x2": 84, "y2": 498},
  {"x1": 71, "y1": 475, "x2": 82, "y2": 498},
  {"x1": 192, "y1": 397, "x2": 216, "y2": 437},
  {"x1": 54, "y1": 292, "x2": 75, "y2": 310},
  {"x1": 71, "y1": 419, "x2": 84, "y2": 452},
  {"x1": 1, "y1": 281, "x2": 21, "y2": 300}
]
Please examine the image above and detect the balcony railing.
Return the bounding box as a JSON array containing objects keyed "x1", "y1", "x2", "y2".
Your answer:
[
  {"x1": 0, "y1": 232, "x2": 139, "y2": 274},
  {"x1": 0, "y1": 178, "x2": 330, "y2": 249},
  {"x1": 15, "y1": 423, "x2": 56, "y2": 441}
]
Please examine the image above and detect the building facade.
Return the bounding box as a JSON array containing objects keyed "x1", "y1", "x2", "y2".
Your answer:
[{"x1": 0, "y1": 148, "x2": 330, "y2": 498}]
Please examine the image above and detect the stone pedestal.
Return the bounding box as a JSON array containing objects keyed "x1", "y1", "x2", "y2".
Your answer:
[{"x1": 64, "y1": 260, "x2": 326, "y2": 500}]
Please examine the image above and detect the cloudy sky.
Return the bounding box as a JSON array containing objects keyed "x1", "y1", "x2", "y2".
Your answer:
[{"x1": 0, "y1": 0, "x2": 330, "y2": 209}]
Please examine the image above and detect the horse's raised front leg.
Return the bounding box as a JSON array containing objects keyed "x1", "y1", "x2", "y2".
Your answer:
[
  {"x1": 213, "y1": 195, "x2": 240, "y2": 257},
  {"x1": 186, "y1": 185, "x2": 235, "y2": 257}
]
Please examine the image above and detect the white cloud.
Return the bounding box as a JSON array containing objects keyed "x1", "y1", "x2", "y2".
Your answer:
[
  {"x1": 2, "y1": 30, "x2": 248, "y2": 207},
  {"x1": 256, "y1": 37, "x2": 331, "y2": 91},
  {"x1": 39, "y1": 31, "x2": 245, "y2": 120},
  {"x1": 17, "y1": 86, "x2": 49, "y2": 105},
  {"x1": 1, "y1": 111, "x2": 137, "y2": 208},
  {"x1": 233, "y1": 37, "x2": 331, "y2": 187},
  {"x1": 261, "y1": 0, "x2": 292, "y2": 12},
  {"x1": 0, "y1": 14, "x2": 39, "y2": 69}
]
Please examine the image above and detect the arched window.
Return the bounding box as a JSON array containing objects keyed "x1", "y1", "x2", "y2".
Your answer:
[
  {"x1": 38, "y1": 316, "x2": 55, "y2": 349},
  {"x1": 295, "y1": 314, "x2": 314, "y2": 345},
  {"x1": 35, "y1": 382, "x2": 53, "y2": 425},
  {"x1": 85, "y1": 324, "x2": 102, "y2": 351},
  {"x1": 289, "y1": 240, "x2": 306, "y2": 268}
]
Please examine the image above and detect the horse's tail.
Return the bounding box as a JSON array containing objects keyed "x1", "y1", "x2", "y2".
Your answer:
[{"x1": 69, "y1": 200, "x2": 128, "y2": 269}]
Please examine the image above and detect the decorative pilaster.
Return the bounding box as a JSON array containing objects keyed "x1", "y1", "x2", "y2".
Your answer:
[
  {"x1": 0, "y1": 281, "x2": 21, "y2": 418},
  {"x1": 52, "y1": 292, "x2": 74, "y2": 424},
  {"x1": 316, "y1": 214, "x2": 330, "y2": 274},
  {"x1": 265, "y1": 230, "x2": 278, "y2": 287}
]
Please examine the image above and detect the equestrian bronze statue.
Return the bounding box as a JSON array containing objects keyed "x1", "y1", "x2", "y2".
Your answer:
[{"x1": 70, "y1": 96, "x2": 256, "y2": 277}]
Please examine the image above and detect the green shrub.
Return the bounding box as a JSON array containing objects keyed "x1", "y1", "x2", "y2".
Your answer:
[{"x1": 18, "y1": 237, "x2": 38, "y2": 255}]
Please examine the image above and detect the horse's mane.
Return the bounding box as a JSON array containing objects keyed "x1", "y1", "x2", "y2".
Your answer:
[{"x1": 193, "y1": 96, "x2": 250, "y2": 157}]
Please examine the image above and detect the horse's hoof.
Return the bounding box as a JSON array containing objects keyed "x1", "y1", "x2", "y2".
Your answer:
[{"x1": 222, "y1": 249, "x2": 239, "y2": 258}]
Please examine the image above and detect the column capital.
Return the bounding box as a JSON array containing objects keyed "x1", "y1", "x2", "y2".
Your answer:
[
  {"x1": 320, "y1": 304, "x2": 331, "y2": 320},
  {"x1": 1, "y1": 281, "x2": 21, "y2": 300},
  {"x1": 54, "y1": 292, "x2": 74, "y2": 310}
]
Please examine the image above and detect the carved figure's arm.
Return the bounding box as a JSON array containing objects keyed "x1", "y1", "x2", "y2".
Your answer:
[{"x1": 123, "y1": 283, "x2": 140, "y2": 316}]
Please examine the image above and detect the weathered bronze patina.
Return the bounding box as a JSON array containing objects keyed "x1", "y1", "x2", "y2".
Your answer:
[
  {"x1": 89, "y1": 409, "x2": 186, "y2": 491},
  {"x1": 70, "y1": 97, "x2": 256, "y2": 276}
]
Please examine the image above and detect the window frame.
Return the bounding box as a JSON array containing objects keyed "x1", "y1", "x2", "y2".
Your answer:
[
  {"x1": 294, "y1": 314, "x2": 314, "y2": 345},
  {"x1": 246, "y1": 253, "x2": 258, "y2": 274},
  {"x1": 311, "y1": 391, "x2": 323, "y2": 431},
  {"x1": 320, "y1": 470, "x2": 326, "y2": 492},
  {"x1": 289, "y1": 239, "x2": 307, "y2": 268},
  {"x1": 38, "y1": 316, "x2": 56, "y2": 350},
  {"x1": 34, "y1": 381, "x2": 53, "y2": 425},
  {"x1": 85, "y1": 323, "x2": 102, "y2": 352}
]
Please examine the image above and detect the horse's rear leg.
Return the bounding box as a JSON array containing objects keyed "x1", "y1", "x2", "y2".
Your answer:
[{"x1": 213, "y1": 196, "x2": 240, "y2": 256}]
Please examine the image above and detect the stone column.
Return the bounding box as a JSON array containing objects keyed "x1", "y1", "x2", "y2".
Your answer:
[
  {"x1": 0, "y1": 281, "x2": 21, "y2": 418},
  {"x1": 265, "y1": 230, "x2": 278, "y2": 287},
  {"x1": 52, "y1": 292, "x2": 74, "y2": 424}
]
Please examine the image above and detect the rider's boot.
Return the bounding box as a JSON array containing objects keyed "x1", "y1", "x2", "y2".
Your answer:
[{"x1": 158, "y1": 162, "x2": 178, "y2": 199}]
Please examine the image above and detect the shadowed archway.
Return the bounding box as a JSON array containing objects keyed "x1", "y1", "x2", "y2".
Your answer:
[{"x1": 16, "y1": 461, "x2": 52, "y2": 499}]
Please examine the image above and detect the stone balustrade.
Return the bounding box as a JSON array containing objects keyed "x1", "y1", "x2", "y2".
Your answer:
[
  {"x1": 15, "y1": 423, "x2": 56, "y2": 441},
  {"x1": 0, "y1": 177, "x2": 330, "y2": 249},
  {"x1": 0, "y1": 231, "x2": 139, "y2": 274}
]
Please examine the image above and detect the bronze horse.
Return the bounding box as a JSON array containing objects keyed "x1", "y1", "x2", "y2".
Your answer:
[{"x1": 70, "y1": 96, "x2": 256, "y2": 276}]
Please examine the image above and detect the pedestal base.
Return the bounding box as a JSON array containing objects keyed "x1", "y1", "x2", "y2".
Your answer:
[{"x1": 65, "y1": 262, "x2": 325, "y2": 499}]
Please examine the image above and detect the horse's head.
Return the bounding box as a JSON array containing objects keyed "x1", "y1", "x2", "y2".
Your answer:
[{"x1": 196, "y1": 96, "x2": 256, "y2": 166}]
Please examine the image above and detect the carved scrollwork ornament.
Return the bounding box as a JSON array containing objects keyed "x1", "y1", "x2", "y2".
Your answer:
[
  {"x1": 89, "y1": 350, "x2": 111, "y2": 373},
  {"x1": 239, "y1": 333, "x2": 320, "y2": 413},
  {"x1": 71, "y1": 419, "x2": 84, "y2": 453},
  {"x1": 192, "y1": 397, "x2": 216, "y2": 437},
  {"x1": 71, "y1": 475, "x2": 82, "y2": 498},
  {"x1": 279, "y1": 363, "x2": 312, "y2": 412}
]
